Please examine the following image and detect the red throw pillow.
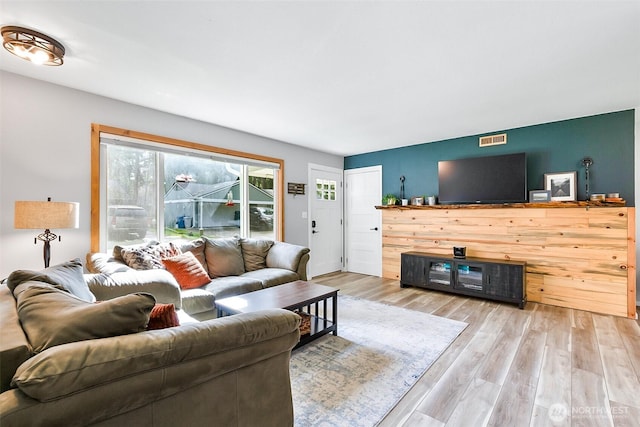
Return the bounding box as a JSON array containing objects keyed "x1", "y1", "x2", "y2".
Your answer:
[
  {"x1": 147, "y1": 303, "x2": 180, "y2": 330},
  {"x1": 162, "y1": 251, "x2": 211, "y2": 290}
]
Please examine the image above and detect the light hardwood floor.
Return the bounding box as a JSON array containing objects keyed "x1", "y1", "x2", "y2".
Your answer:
[{"x1": 311, "y1": 272, "x2": 640, "y2": 427}]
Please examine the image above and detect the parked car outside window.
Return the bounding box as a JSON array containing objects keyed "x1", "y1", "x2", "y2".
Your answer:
[
  {"x1": 250, "y1": 206, "x2": 273, "y2": 230},
  {"x1": 108, "y1": 205, "x2": 148, "y2": 240},
  {"x1": 256, "y1": 207, "x2": 273, "y2": 218}
]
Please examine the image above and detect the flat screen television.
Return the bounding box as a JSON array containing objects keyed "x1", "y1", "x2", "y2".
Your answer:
[{"x1": 438, "y1": 152, "x2": 527, "y2": 204}]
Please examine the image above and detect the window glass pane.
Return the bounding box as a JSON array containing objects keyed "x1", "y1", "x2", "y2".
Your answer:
[
  {"x1": 315, "y1": 179, "x2": 337, "y2": 202},
  {"x1": 164, "y1": 154, "x2": 241, "y2": 241},
  {"x1": 248, "y1": 165, "x2": 275, "y2": 239},
  {"x1": 100, "y1": 135, "x2": 281, "y2": 252},
  {"x1": 105, "y1": 145, "x2": 156, "y2": 249}
]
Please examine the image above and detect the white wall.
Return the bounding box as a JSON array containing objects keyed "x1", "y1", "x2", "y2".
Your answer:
[{"x1": 0, "y1": 71, "x2": 343, "y2": 277}]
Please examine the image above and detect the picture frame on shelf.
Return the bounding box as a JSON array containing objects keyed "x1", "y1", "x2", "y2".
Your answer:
[
  {"x1": 529, "y1": 190, "x2": 551, "y2": 203},
  {"x1": 544, "y1": 171, "x2": 577, "y2": 201}
]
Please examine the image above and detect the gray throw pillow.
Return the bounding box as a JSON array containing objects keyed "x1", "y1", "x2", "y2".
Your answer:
[
  {"x1": 14, "y1": 282, "x2": 155, "y2": 353},
  {"x1": 240, "y1": 238, "x2": 274, "y2": 271},
  {"x1": 204, "y1": 237, "x2": 245, "y2": 278},
  {"x1": 6, "y1": 258, "x2": 95, "y2": 303}
]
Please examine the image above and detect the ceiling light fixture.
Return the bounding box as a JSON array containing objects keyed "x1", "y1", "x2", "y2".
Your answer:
[{"x1": 1, "y1": 25, "x2": 65, "y2": 66}]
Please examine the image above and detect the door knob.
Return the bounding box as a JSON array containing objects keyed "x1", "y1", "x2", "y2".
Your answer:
[
  {"x1": 312, "y1": 230, "x2": 319, "y2": 234},
  {"x1": 370, "y1": 227, "x2": 379, "y2": 231}
]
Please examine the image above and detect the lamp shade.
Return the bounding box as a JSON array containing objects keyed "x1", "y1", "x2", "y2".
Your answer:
[{"x1": 15, "y1": 201, "x2": 79, "y2": 229}]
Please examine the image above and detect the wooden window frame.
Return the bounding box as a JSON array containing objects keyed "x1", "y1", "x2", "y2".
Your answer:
[{"x1": 90, "y1": 123, "x2": 285, "y2": 252}]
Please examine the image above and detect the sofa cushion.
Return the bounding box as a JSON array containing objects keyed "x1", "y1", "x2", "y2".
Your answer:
[
  {"x1": 203, "y1": 276, "x2": 263, "y2": 300},
  {"x1": 121, "y1": 241, "x2": 182, "y2": 270},
  {"x1": 162, "y1": 251, "x2": 211, "y2": 290},
  {"x1": 6, "y1": 258, "x2": 95, "y2": 303},
  {"x1": 147, "y1": 303, "x2": 180, "y2": 330},
  {"x1": 15, "y1": 282, "x2": 155, "y2": 353},
  {"x1": 241, "y1": 268, "x2": 300, "y2": 288},
  {"x1": 204, "y1": 237, "x2": 245, "y2": 278},
  {"x1": 240, "y1": 238, "x2": 274, "y2": 271},
  {"x1": 180, "y1": 288, "x2": 217, "y2": 315}
]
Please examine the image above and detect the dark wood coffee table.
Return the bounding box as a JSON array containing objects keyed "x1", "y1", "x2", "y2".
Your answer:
[{"x1": 215, "y1": 280, "x2": 339, "y2": 349}]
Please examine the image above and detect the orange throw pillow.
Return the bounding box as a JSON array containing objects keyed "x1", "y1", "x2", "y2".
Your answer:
[
  {"x1": 162, "y1": 251, "x2": 211, "y2": 290},
  {"x1": 147, "y1": 303, "x2": 180, "y2": 330}
]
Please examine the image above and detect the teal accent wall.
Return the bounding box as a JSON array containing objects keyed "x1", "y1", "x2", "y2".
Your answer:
[{"x1": 345, "y1": 110, "x2": 635, "y2": 206}]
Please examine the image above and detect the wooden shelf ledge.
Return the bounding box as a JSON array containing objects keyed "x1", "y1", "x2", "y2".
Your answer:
[{"x1": 375, "y1": 201, "x2": 627, "y2": 210}]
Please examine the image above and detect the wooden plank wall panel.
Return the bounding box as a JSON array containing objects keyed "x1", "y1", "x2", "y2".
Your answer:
[
  {"x1": 627, "y1": 210, "x2": 637, "y2": 317},
  {"x1": 381, "y1": 207, "x2": 636, "y2": 318}
]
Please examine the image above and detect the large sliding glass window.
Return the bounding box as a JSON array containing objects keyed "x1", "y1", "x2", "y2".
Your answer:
[{"x1": 91, "y1": 125, "x2": 282, "y2": 253}]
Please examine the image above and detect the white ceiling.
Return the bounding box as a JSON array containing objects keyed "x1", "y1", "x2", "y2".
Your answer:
[{"x1": 1, "y1": 1, "x2": 639, "y2": 156}]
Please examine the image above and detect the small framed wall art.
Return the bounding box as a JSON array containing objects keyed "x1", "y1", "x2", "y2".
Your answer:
[
  {"x1": 529, "y1": 190, "x2": 551, "y2": 203},
  {"x1": 544, "y1": 171, "x2": 577, "y2": 201},
  {"x1": 287, "y1": 182, "x2": 306, "y2": 195}
]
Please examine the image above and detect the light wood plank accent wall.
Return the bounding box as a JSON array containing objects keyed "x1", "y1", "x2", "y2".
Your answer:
[{"x1": 380, "y1": 206, "x2": 636, "y2": 318}]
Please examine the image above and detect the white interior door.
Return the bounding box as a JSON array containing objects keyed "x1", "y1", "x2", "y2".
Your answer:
[
  {"x1": 345, "y1": 166, "x2": 382, "y2": 276},
  {"x1": 308, "y1": 164, "x2": 343, "y2": 278}
]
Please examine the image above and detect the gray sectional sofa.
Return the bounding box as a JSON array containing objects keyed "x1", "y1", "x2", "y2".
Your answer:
[
  {"x1": 86, "y1": 237, "x2": 310, "y2": 320},
  {"x1": 0, "y1": 258, "x2": 300, "y2": 426}
]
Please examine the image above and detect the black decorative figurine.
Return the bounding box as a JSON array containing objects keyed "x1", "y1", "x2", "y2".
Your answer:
[{"x1": 581, "y1": 157, "x2": 593, "y2": 201}]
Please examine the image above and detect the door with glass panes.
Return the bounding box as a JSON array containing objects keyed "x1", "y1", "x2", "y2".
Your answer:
[{"x1": 308, "y1": 164, "x2": 343, "y2": 278}]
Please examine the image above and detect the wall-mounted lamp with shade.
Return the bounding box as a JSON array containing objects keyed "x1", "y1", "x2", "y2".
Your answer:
[{"x1": 14, "y1": 198, "x2": 79, "y2": 268}]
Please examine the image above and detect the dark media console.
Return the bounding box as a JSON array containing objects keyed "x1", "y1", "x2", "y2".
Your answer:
[{"x1": 400, "y1": 252, "x2": 526, "y2": 308}]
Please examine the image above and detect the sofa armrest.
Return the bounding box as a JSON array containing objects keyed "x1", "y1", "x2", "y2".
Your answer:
[
  {"x1": 296, "y1": 253, "x2": 310, "y2": 280},
  {"x1": 11, "y1": 309, "x2": 300, "y2": 401},
  {"x1": 86, "y1": 252, "x2": 132, "y2": 274},
  {"x1": 0, "y1": 286, "x2": 31, "y2": 393},
  {"x1": 84, "y1": 270, "x2": 182, "y2": 308},
  {"x1": 266, "y1": 242, "x2": 310, "y2": 280}
]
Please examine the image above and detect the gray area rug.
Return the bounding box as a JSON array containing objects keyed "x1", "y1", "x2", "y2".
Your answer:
[{"x1": 290, "y1": 295, "x2": 468, "y2": 427}]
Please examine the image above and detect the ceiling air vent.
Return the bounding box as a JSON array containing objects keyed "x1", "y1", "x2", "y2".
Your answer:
[{"x1": 479, "y1": 133, "x2": 507, "y2": 147}]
